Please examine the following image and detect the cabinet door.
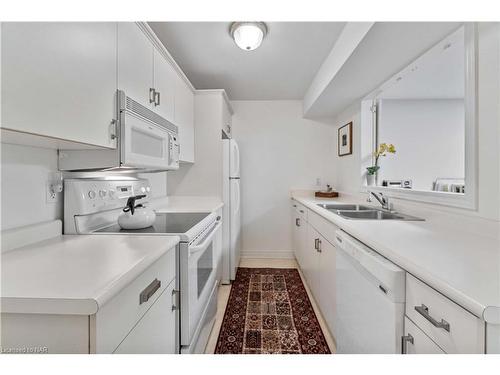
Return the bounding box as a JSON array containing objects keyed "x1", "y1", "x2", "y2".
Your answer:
[
  {"x1": 291, "y1": 203, "x2": 299, "y2": 263},
  {"x1": 114, "y1": 281, "x2": 177, "y2": 354},
  {"x1": 304, "y1": 224, "x2": 321, "y2": 300},
  {"x1": 153, "y1": 49, "x2": 175, "y2": 123},
  {"x1": 403, "y1": 317, "x2": 445, "y2": 354},
  {"x1": 318, "y1": 235, "x2": 336, "y2": 335},
  {"x1": 174, "y1": 73, "x2": 195, "y2": 162},
  {"x1": 117, "y1": 22, "x2": 154, "y2": 108},
  {"x1": 1, "y1": 22, "x2": 117, "y2": 149}
]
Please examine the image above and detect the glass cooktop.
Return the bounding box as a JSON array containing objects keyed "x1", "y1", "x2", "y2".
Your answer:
[{"x1": 95, "y1": 212, "x2": 210, "y2": 234}]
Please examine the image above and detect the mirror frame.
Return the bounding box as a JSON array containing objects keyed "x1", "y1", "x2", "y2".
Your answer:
[{"x1": 360, "y1": 23, "x2": 477, "y2": 210}]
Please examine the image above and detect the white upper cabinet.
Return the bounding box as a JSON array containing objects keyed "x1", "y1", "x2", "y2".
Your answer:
[
  {"x1": 1, "y1": 22, "x2": 118, "y2": 149},
  {"x1": 2, "y1": 22, "x2": 195, "y2": 159},
  {"x1": 118, "y1": 23, "x2": 194, "y2": 163},
  {"x1": 153, "y1": 49, "x2": 175, "y2": 123},
  {"x1": 117, "y1": 23, "x2": 154, "y2": 108},
  {"x1": 174, "y1": 73, "x2": 195, "y2": 163},
  {"x1": 222, "y1": 98, "x2": 232, "y2": 137}
]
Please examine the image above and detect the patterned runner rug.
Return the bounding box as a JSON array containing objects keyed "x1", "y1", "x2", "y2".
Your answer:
[{"x1": 215, "y1": 268, "x2": 331, "y2": 354}]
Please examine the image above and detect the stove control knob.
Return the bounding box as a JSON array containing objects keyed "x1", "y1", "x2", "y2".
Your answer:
[
  {"x1": 140, "y1": 187, "x2": 146, "y2": 193},
  {"x1": 88, "y1": 190, "x2": 96, "y2": 199},
  {"x1": 146, "y1": 186, "x2": 151, "y2": 192},
  {"x1": 108, "y1": 190, "x2": 115, "y2": 198},
  {"x1": 99, "y1": 190, "x2": 107, "y2": 198}
]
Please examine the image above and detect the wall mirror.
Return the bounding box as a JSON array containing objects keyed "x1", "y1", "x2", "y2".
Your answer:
[{"x1": 361, "y1": 24, "x2": 477, "y2": 209}]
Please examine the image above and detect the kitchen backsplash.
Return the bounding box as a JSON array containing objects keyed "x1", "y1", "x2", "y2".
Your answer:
[{"x1": 0, "y1": 143, "x2": 168, "y2": 231}]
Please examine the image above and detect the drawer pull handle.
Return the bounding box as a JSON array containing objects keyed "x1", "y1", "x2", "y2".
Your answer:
[
  {"x1": 414, "y1": 304, "x2": 450, "y2": 332},
  {"x1": 401, "y1": 334, "x2": 414, "y2": 354},
  {"x1": 299, "y1": 210, "x2": 304, "y2": 213},
  {"x1": 139, "y1": 278, "x2": 161, "y2": 305},
  {"x1": 295, "y1": 218, "x2": 300, "y2": 227},
  {"x1": 336, "y1": 236, "x2": 343, "y2": 243},
  {"x1": 171, "y1": 289, "x2": 180, "y2": 311}
]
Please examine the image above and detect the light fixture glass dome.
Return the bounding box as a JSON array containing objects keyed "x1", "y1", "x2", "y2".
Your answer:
[{"x1": 230, "y1": 22, "x2": 267, "y2": 51}]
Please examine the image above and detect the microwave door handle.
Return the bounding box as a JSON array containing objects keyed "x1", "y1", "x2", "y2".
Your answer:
[{"x1": 189, "y1": 221, "x2": 222, "y2": 256}]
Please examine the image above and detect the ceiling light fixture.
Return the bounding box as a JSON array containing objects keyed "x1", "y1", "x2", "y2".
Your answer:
[{"x1": 230, "y1": 22, "x2": 267, "y2": 51}]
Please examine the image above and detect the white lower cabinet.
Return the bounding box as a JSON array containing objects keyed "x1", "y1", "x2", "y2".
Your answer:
[
  {"x1": 114, "y1": 281, "x2": 177, "y2": 354},
  {"x1": 317, "y1": 233, "x2": 336, "y2": 333},
  {"x1": 405, "y1": 273, "x2": 485, "y2": 354},
  {"x1": 0, "y1": 248, "x2": 178, "y2": 354},
  {"x1": 305, "y1": 225, "x2": 321, "y2": 298},
  {"x1": 291, "y1": 202, "x2": 307, "y2": 270},
  {"x1": 291, "y1": 200, "x2": 336, "y2": 336},
  {"x1": 403, "y1": 317, "x2": 445, "y2": 354},
  {"x1": 290, "y1": 199, "x2": 487, "y2": 354}
]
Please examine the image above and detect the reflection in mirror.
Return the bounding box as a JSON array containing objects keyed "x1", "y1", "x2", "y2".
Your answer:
[{"x1": 371, "y1": 26, "x2": 466, "y2": 194}]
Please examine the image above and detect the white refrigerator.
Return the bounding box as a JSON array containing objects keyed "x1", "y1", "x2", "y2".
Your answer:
[{"x1": 222, "y1": 139, "x2": 241, "y2": 283}]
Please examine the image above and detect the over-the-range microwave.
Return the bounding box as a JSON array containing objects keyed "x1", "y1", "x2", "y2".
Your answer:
[{"x1": 58, "y1": 90, "x2": 180, "y2": 172}]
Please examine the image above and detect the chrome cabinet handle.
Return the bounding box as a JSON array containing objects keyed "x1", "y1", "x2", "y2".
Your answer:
[
  {"x1": 401, "y1": 334, "x2": 414, "y2": 354},
  {"x1": 110, "y1": 119, "x2": 117, "y2": 140},
  {"x1": 155, "y1": 91, "x2": 160, "y2": 106},
  {"x1": 295, "y1": 218, "x2": 300, "y2": 227},
  {"x1": 314, "y1": 238, "x2": 320, "y2": 251},
  {"x1": 171, "y1": 289, "x2": 180, "y2": 311},
  {"x1": 149, "y1": 88, "x2": 156, "y2": 104},
  {"x1": 414, "y1": 304, "x2": 450, "y2": 332},
  {"x1": 317, "y1": 239, "x2": 322, "y2": 253},
  {"x1": 139, "y1": 278, "x2": 161, "y2": 305}
]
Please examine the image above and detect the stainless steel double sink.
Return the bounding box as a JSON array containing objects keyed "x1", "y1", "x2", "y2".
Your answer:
[{"x1": 316, "y1": 203, "x2": 424, "y2": 221}]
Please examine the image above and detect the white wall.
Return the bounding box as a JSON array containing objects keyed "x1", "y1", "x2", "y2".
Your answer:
[
  {"x1": 1, "y1": 143, "x2": 168, "y2": 232},
  {"x1": 1, "y1": 144, "x2": 62, "y2": 231},
  {"x1": 231, "y1": 100, "x2": 335, "y2": 257},
  {"x1": 378, "y1": 99, "x2": 465, "y2": 191},
  {"x1": 332, "y1": 23, "x2": 500, "y2": 222}
]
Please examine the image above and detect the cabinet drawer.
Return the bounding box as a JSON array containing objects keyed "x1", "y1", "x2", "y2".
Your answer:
[
  {"x1": 94, "y1": 248, "x2": 176, "y2": 353},
  {"x1": 308, "y1": 209, "x2": 338, "y2": 247},
  {"x1": 405, "y1": 274, "x2": 485, "y2": 353},
  {"x1": 403, "y1": 317, "x2": 445, "y2": 354},
  {"x1": 114, "y1": 280, "x2": 177, "y2": 354}
]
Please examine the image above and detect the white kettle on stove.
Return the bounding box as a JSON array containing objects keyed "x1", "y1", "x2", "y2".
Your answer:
[{"x1": 118, "y1": 194, "x2": 156, "y2": 230}]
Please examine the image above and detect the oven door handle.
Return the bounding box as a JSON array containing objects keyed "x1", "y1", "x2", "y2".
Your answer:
[{"x1": 189, "y1": 221, "x2": 222, "y2": 256}]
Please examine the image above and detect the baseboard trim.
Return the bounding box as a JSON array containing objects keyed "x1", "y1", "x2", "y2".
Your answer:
[{"x1": 240, "y1": 250, "x2": 295, "y2": 259}]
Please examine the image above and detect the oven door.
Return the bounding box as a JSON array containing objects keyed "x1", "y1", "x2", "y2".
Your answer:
[
  {"x1": 181, "y1": 219, "x2": 221, "y2": 346},
  {"x1": 121, "y1": 111, "x2": 171, "y2": 169}
]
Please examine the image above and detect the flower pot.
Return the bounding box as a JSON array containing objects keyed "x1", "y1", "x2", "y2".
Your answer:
[{"x1": 366, "y1": 174, "x2": 376, "y2": 186}]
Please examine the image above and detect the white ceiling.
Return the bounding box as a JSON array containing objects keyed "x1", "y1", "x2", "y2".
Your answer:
[{"x1": 149, "y1": 22, "x2": 346, "y2": 100}]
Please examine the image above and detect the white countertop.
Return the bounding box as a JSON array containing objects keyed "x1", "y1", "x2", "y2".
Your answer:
[
  {"x1": 151, "y1": 196, "x2": 224, "y2": 213},
  {"x1": 1, "y1": 234, "x2": 179, "y2": 315},
  {"x1": 292, "y1": 194, "x2": 500, "y2": 321}
]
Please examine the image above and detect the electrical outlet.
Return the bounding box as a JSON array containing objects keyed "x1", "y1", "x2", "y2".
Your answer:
[{"x1": 46, "y1": 181, "x2": 59, "y2": 203}]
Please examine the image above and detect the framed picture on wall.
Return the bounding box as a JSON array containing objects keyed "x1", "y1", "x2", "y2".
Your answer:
[{"x1": 338, "y1": 122, "x2": 353, "y2": 156}]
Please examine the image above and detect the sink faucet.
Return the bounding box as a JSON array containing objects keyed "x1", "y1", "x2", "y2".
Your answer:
[{"x1": 367, "y1": 191, "x2": 391, "y2": 211}]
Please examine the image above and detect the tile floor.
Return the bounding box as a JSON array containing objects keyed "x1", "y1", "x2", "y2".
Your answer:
[{"x1": 204, "y1": 258, "x2": 336, "y2": 354}]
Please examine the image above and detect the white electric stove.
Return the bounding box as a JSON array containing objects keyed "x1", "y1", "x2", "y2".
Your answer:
[{"x1": 64, "y1": 178, "x2": 221, "y2": 354}]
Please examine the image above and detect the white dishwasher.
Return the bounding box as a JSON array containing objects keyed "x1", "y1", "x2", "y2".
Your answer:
[{"x1": 334, "y1": 230, "x2": 406, "y2": 354}]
